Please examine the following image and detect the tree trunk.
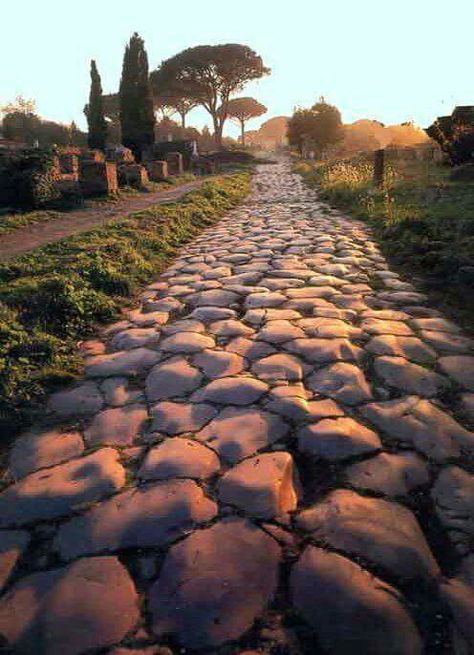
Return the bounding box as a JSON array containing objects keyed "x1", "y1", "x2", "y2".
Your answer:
[
  {"x1": 180, "y1": 112, "x2": 186, "y2": 129},
  {"x1": 240, "y1": 120, "x2": 245, "y2": 147},
  {"x1": 212, "y1": 113, "x2": 223, "y2": 149}
]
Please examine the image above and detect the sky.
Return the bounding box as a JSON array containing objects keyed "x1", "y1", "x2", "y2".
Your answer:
[{"x1": 2, "y1": 0, "x2": 473, "y2": 139}]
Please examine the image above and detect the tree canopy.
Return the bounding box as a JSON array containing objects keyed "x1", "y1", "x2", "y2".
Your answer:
[
  {"x1": 86, "y1": 60, "x2": 107, "y2": 150},
  {"x1": 151, "y1": 44, "x2": 270, "y2": 147},
  {"x1": 119, "y1": 32, "x2": 155, "y2": 159},
  {"x1": 225, "y1": 97, "x2": 267, "y2": 145},
  {"x1": 287, "y1": 98, "x2": 342, "y2": 156}
]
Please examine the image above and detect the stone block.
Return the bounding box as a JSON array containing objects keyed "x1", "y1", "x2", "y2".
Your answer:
[
  {"x1": 118, "y1": 163, "x2": 149, "y2": 188},
  {"x1": 165, "y1": 152, "x2": 184, "y2": 175},
  {"x1": 79, "y1": 161, "x2": 118, "y2": 195},
  {"x1": 145, "y1": 160, "x2": 168, "y2": 181}
]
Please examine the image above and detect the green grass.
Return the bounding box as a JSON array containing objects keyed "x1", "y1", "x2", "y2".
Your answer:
[
  {"x1": 295, "y1": 156, "x2": 474, "y2": 331},
  {"x1": 0, "y1": 171, "x2": 251, "y2": 440},
  {"x1": 0, "y1": 173, "x2": 197, "y2": 235}
]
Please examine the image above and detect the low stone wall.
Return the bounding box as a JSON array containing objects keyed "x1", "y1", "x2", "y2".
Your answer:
[
  {"x1": 144, "y1": 160, "x2": 168, "y2": 181},
  {"x1": 79, "y1": 161, "x2": 118, "y2": 195}
]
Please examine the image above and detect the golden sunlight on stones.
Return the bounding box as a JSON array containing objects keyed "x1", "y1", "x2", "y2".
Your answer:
[
  {"x1": 149, "y1": 519, "x2": 280, "y2": 649},
  {"x1": 218, "y1": 452, "x2": 301, "y2": 518}
]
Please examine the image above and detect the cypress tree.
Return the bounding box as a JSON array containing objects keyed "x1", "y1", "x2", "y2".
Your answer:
[
  {"x1": 87, "y1": 60, "x2": 107, "y2": 150},
  {"x1": 119, "y1": 33, "x2": 155, "y2": 160}
]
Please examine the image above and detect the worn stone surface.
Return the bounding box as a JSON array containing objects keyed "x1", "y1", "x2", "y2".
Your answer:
[
  {"x1": 196, "y1": 407, "x2": 288, "y2": 463},
  {"x1": 297, "y1": 489, "x2": 439, "y2": 581},
  {"x1": 0, "y1": 556, "x2": 139, "y2": 655},
  {"x1": 54, "y1": 480, "x2": 217, "y2": 559},
  {"x1": 218, "y1": 452, "x2": 300, "y2": 518},
  {"x1": 0, "y1": 448, "x2": 125, "y2": 527},
  {"x1": 139, "y1": 438, "x2": 220, "y2": 480},
  {"x1": 84, "y1": 404, "x2": 148, "y2": 446},
  {"x1": 149, "y1": 519, "x2": 280, "y2": 649},
  {"x1": 8, "y1": 429, "x2": 84, "y2": 480},
  {"x1": 297, "y1": 417, "x2": 381, "y2": 461},
  {"x1": 0, "y1": 530, "x2": 30, "y2": 593},
  {"x1": 345, "y1": 452, "x2": 430, "y2": 497},
  {"x1": 291, "y1": 546, "x2": 423, "y2": 655},
  {"x1": 5, "y1": 157, "x2": 474, "y2": 653}
]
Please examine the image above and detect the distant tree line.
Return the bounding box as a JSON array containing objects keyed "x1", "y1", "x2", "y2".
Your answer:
[
  {"x1": 1, "y1": 96, "x2": 87, "y2": 148},
  {"x1": 287, "y1": 97, "x2": 343, "y2": 157}
]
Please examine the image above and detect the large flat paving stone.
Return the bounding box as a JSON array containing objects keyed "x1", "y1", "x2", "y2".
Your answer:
[
  {"x1": 374, "y1": 356, "x2": 448, "y2": 397},
  {"x1": 146, "y1": 357, "x2": 203, "y2": 401},
  {"x1": 251, "y1": 353, "x2": 304, "y2": 381},
  {"x1": 291, "y1": 546, "x2": 423, "y2": 655},
  {"x1": 218, "y1": 452, "x2": 300, "y2": 518},
  {"x1": 54, "y1": 479, "x2": 217, "y2": 560},
  {"x1": 86, "y1": 347, "x2": 160, "y2": 378},
  {"x1": 196, "y1": 407, "x2": 289, "y2": 463},
  {"x1": 431, "y1": 466, "x2": 474, "y2": 554},
  {"x1": 84, "y1": 404, "x2": 148, "y2": 447},
  {"x1": 297, "y1": 417, "x2": 381, "y2": 461},
  {"x1": 8, "y1": 428, "x2": 84, "y2": 480},
  {"x1": 307, "y1": 362, "x2": 373, "y2": 405},
  {"x1": 191, "y1": 376, "x2": 268, "y2": 405},
  {"x1": 438, "y1": 355, "x2": 474, "y2": 391},
  {"x1": 360, "y1": 396, "x2": 474, "y2": 462},
  {"x1": 0, "y1": 530, "x2": 30, "y2": 593},
  {"x1": 149, "y1": 518, "x2": 281, "y2": 649},
  {"x1": 47, "y1": 380, "x2": 103, "y2": 416},
  {"x1": 0, "y1": 448, "x2": 125, "y2": 527},
  {"x1": 296, "y1": 489, "x2": 439, "y2": 582},
  {"x1": 0, "y1": 556, "x2": 139, "y2": 655},
  {"x1": 365, "y1": 335, "x2": 437, "y2": 364},
  {"x1": 193, "y1": 349, "x2": 245, "y2": 377},
  {"x1": 159, "y1": 331, "x2": 215, "y2": 354},
  {"x1": 139, "y1": 438, "x2": 220, "y2": 480},
  {"x1": 345, "y1": 452, "x2": 430, "y2": 497},
  {"x1": 150, "y1": 400, "x2": 217, "y2": 434},
  {"x1": 286, "y1": 337, "x2": 363, "y2": 364}
]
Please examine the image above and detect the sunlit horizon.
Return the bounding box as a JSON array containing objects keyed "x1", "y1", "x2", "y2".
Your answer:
[{"x1": 2, "y1": 0, "x2": 474, "y2": 138}]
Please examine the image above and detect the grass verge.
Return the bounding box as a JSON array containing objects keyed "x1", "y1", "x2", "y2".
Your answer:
[
  {"x1": 0, "y1": 171, "x2": 251, "y2": 440},
  {"x1": 294, "y1": 157, "x2": 474, "y2": 331}
]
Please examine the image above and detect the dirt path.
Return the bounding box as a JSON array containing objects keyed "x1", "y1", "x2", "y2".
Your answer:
[
  {"x1": 1, "y1": 159, "x2": 474, "y2": 654},
  {"x1": 0, "y1": 179, "x2": 205, "y2": 261}
]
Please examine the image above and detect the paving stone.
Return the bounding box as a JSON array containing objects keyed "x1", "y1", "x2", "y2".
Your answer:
[
  {"x1": 296, "y1": 317, "x2": 362, "y2": 339},
  {"x1": 307, "y1": 362, "x2": 373, "y2": 405},
  {"x1": 265, "y1": 385, "x2": 344, "y2": 422},
  {"x1": 54, "y1": 479, "x2": 217, "y2": 559},
  {"x1": 360, "y1": 318, "x2": 413, "y2": 336},
  {"x1": 374, "y1": 356, "x2": 448, "y2": 397},
  {"x1": 196, "y1": 407, "x2": 289, "y2": 463},
  {"x1": 360, "y1": 396, "x2": 474, "y2": 461},
  {"x1": 191, "y1": 376, "x2": 268, "y2": 405},
  {"x1": 146, "y1": 357, "x2": 203, "y2": 401},
  {"x1": 345, "y1": 452, "x2": 430, "y2": 497},
  {"x1": 297, "y1": 489, "x2": 439, "y2": 582},
  {"x1": 218, "y1": 452, "x2": 300, "y2": 518},
  {"x1": 410, "y1": 317, "x2": 462, "y2": 333},
  {"x1": 226, "y1": 336, "x2": 277, "y2": 360},
  {"x1": 460, "y1": 393, "x2": 474, "y2": 421},
  {"x1": 208, "y1": 318, "x2": 254, "y2": 338},
  {"x1": 149, "y1": 518, "x2": 280, "y2": 649},
  {"x1": 8, "y1": 429, "x2": 84, "y2": 480},
  {"x1": 419, "y1": 329, "x2": 474, "y2": 354},
  {"x1": 252, "y1": 353, "x2": 304, "y2": 381},
  {"x1": 361, "y1": 309, "x2": 410, "y2": 321},
  {"x1": 187, "y1": 289, "x2": 240, "y2": 307},
  {"x1": 245, "y1": 292, "x2": 287, "y2": 308},
  {"x1": 189, "y1": 306, "x2": 237, "y2": 321},
  {"x1": 193, "y1": 349, "x2": 244, "y2": 378},
  {"x1": 297, "y1": 417, "x2": 381, "y2": 461},
  {"x1": 100, "y1": 376, "x2": 144, "y2": 406},
  {"x1": 48, "y1": 380, "x2": 104, "y2": 416},
  {"x1": 110, "y1": 327, "x2": 160, "y2": 350},
  {"x1": 127, "y1": 309, "x2": 169, "y2": 327},
  {"x1": 0, "y1": 448, "x2": 125, "y2": 527},
  {"x1": 139, "y1": 438, "x2": 220, "y2": 480},
  {"x1": 159, "y1": 331, "x2": 215, "y2": 354},
  {"x1": 145, "y1": 296, "x2": 183, "y2": 313},
  {"x1": 440, "y1": 577, "x2": 474, "y2": 654},
  {"x1": 285, "y1": 286, "x2": 340, "y2": 299},
  {"x1": 0, "y1": 530, "x2": 30, "y2": 593},
  {"x1": 84, "y1": 404, "x2": 148, "y2": 447},
  {"x1": 161, "y1": 319, "x2": 205, "y2": 335},
  {"x1": 0, "y1": 556, "x2": 139, "y2": 655},
  {"x1": 365, "y1": 334, "x2": 437, "y2": 363},
  {"x1": 438, "y1": 355, "x2": 474, "y2": 391},
  {"x1": 378, "y1": 291, "x2": 428, "y2": 305},
  {"x1": 256, "y1": 320, "x2": 305, "y2": 343},
  {"x1": 291, "y1": 546, "x2": 423, "y2": 655},
  {"x1": 286, "y1": 337, "x2": 363, "y2": 364},
  {"x1": 432, "y1": 466, "x2": 474, "y2": 553},
  {"x1": 86, "y1": 348, "x2": 160, "y2": 378}
]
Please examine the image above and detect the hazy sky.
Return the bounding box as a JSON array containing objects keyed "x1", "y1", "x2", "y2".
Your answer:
[{"x1": 2, "y1": 0, "x2": 473, "y2": 138}]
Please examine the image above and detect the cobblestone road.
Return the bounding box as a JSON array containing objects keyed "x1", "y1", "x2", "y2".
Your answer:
[{"x1": 1, "y1": 159, "x2": 474, "y2": 654}]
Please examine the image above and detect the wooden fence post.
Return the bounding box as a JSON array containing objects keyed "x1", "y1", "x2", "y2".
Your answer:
[{"x1": 373, "y1": 148, "x2": 385, "y2": 187}]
